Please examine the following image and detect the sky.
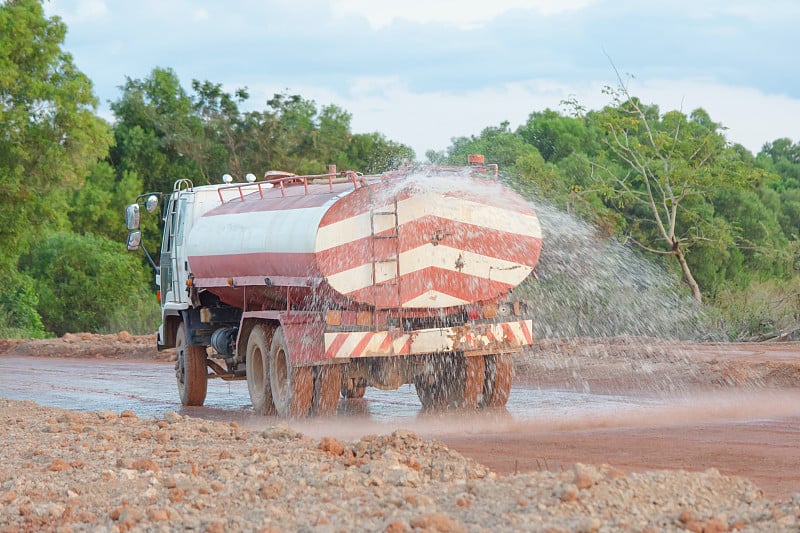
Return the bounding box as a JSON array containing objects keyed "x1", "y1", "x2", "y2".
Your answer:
[{"x1": 44, "y1": 0, "x2": 800, "y2": 160}]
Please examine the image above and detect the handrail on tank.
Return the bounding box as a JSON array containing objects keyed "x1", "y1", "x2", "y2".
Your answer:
[
  {"x1": 214, "y1": 156, "x2": 492, "y2": 203},
  {"x1": 174, "y1": 178, "x2": 194, "y2": 192},
  {"x1": 214, "y1": 167, "x2": 362, "y2": 203}
]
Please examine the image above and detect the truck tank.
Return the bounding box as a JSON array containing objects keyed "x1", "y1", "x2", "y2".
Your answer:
[{"x1": 184, "y1": 167, "x2": 542, "y2": 311}]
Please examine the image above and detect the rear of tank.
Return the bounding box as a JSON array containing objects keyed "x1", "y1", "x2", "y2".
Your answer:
[{"x1": 315, "y1": 173, "x2": 542, "y2": 310}]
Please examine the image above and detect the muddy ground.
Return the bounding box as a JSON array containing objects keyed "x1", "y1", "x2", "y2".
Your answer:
[{"x1": 2, "y1": 332, "x2": 800, "y2": 507}]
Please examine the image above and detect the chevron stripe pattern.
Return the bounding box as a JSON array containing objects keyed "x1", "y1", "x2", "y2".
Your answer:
[
  {"x1": 316, "y1": 176, "x2": 542, "y2": 309},
  {"x1": 323, "y1": 319, "x2": 534, "y2": 358}
]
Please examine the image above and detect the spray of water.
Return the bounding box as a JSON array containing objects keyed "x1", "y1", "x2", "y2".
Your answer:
[
  {"x1": 489, "y1": 178, "x2": 711, "y2": 400},
  {"x1": 516, "y1": 197, "x2": 702, "y2": 341},
  {"x1": 364, "y1": 166, "x2": 701, "y2": 341}
]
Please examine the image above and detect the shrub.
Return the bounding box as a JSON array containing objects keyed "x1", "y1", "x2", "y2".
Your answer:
[
  {"x1": 706, "y1": 276, "x2": 800, "y2": 340},
  {"x1": 0, "y1": 271, "x2": 47, "y2": 338},
  {"x1": 20, "y1": 232, "x2": 159, "y2": 336}
]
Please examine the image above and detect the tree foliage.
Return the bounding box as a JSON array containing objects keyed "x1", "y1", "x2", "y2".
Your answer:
[
  {"x1": 110, "y1": 74, "x2": 414, "y2": 190},
  {"x1": 20, "y1": 232, "x2": 158, "y2": 336},
  {"x1": 575, "y1": 83, "x2": 765, "y2": 303},
  {"x1": 0, "y1": 0, "x2": 112, "y2": 270}
]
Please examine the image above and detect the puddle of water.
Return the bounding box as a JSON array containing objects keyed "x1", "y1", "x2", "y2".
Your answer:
[
  {"x1": 0, "y1": 357, "x2": 652, "y2": 428},
  {"x1": 4, "y1": 356, "x2": 799, "y2": 445}
]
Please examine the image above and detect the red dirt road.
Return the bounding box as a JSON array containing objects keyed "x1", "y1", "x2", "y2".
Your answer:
[
  {"x1": 441, "y1": 413, "x2": 800, "y2": 501},
  {"x1": 2, "y1": 335, "x2": 799, "y2": 501},
  {"x1": 442, "y1": 340, "x2": 800, "y2": 501}
]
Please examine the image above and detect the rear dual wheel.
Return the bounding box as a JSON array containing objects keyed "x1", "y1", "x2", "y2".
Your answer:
[
  {"x1": 246, "y1": 324, "x2": 277, "y2": 415},
  {"x1": 269, "y1": 327, "x2": 313, "y2": 417},
  {"x1": 414, "y1": 353, "x2": 512, "y2": 410},
  {"x1": 246, "y1": 325, "x2": 340, "y2": 417},
  {"x1": 483, "y1": 353, "x2": 513, "y2": 408},
  {"x1": 313, "y1": 365, "x2": 342, "y2": 416}
]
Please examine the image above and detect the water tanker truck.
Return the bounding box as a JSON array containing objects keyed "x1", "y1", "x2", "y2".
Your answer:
[{"x1": 125, "y1": 155, "x2": 542, "y2": 417}]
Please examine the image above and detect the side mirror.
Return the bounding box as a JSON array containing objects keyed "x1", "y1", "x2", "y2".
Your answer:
[
  {"x1": 125, "y1": 204, "x2": 140, "y2": 230},
  {"x1": 126, "y1": 231, "x2": 142, "y2": 251},
  {"x1": 145, "y1": 195, "x2": 159, "y2": 213}
]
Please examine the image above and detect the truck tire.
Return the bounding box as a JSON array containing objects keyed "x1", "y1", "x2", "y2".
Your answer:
[
  {"x1": 246, "y1": 324, "x2": 277, "y2": 415},
  {"x1": 482, "y1": 353, "x2": 513, "y2": 408},
  {"x1": 311, "y1": 364, "x2": 341, "y2": 416},
  {"x1": 414, "y1": 353, "x2": 470, "y2": 410},
  {"x1": 175, "y1": 322, "x2": 208, "y2": 406},
  {"x1": 269, "y1": 327, "x2": 313, "y2": 417}
]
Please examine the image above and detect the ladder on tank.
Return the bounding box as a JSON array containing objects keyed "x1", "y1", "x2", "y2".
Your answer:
[{"x1": 369, "y1": 191, "x2": 402, "y2": 326}]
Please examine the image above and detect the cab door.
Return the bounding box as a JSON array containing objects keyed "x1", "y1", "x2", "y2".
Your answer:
[{"x1": 160, "y1": 186, "x2": 194, "y2": 306}]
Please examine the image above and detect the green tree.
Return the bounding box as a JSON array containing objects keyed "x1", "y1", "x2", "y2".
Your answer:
[
  {"x1": 0, "y1": 271, "x2": 46, "y2": 338},
  {"x1": 190, "y1": 79, "x2": 249, "y2": 181},
  {"x1": 578, "y1": 81, "x2": 762, "y2": 303},
  {"x1": 110, "y1": 67, "x2": 203, "y2": 193},
  {"x1": 758, "y1": 138, "x2": 800, "y2": 190},
  {"x1": 711, "y1": 187, "x2": 790, "y2": 275},
  {"x1": 516, "y1": 108, "x2": 601, "y2": 163},
  {"x1": 444, "y1": 121, "x2": 538, "y2": 169},
  {"x1": 238, "y1": 93, "x2": 412, "y2": 176},
  {"x1": 0, "y1": 0, "x2": 112, "y2": 271},
  {"x1": 317, "y1": 104, "x2": 354, "y2": 168},
  {"x1": 68, "y1": 161, "x2": 144, "y2": 242},
  {"x1": 347, "y1": 132, "x2": 414, "y2": 173}
]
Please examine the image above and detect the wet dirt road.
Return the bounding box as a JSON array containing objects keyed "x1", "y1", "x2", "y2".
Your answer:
[{"x1": 2, "y1": 355, "x2": 799, "y2": 500}]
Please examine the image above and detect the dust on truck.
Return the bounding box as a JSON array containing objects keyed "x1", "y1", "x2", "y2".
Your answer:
[{"x1": 125, "y1": 155, "x2": 542, "y2": 417}]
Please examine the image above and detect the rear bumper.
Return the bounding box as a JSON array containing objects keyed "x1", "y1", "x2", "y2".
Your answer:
[{"x1": 324, "y1": 319, "x2": 533, "y2": 359}]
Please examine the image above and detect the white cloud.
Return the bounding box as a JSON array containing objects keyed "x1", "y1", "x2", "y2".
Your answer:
[
  {"x1": 245, "y1": 76, "x2": 800, "y2": 159},
  {"x1": 341, "y1": 80, "x2": 601, "y2": 157},
  {"x1": 245, "y1": 78, "x2": 605, "y2": 157},
  {"x1": 43, "y1": 0, "x2": 799, "y2": 161},
  {"x1": 631, "y1": 79, "x2": 800, "y2": 153},
  {"x1": 684, "y1": 1, "x2": 800, "y2": 23},
  {"x1": 331, "y1": 0, "x2": 595, "y2": 29}
]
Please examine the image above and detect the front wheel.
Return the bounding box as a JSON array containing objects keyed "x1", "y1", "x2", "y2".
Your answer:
[{"x1": 175, "y1": 322, "x2": 208, "y2": 406}]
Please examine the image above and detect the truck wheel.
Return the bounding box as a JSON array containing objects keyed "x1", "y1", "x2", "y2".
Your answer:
[
  {"x1": 413, "y1": 354, "x2": 469, "y2": 410},
  {"x1": 269, "y1": 327, "x2": 313, "y2": 417},
  {"x1": 175, "y1": 322, "x2": 208, "y2": 406},
  {"x1": 341, "y1": 377, "x2": 367, "y2": 399},
  {"x1": 311, "y1": 365, "x2": 341, "y2": 416},
  {"x1": 482, "y1": 353, "x2": 513, "y2": 408},
  {"x1": 246, "y1": 324, "x2": 277, "y2": 415}
]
